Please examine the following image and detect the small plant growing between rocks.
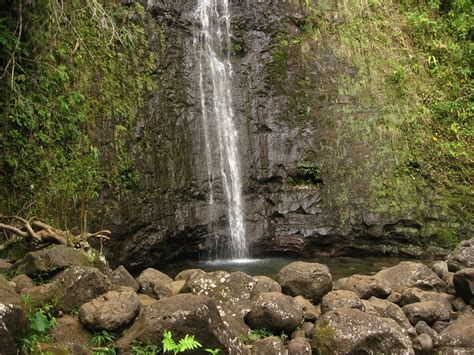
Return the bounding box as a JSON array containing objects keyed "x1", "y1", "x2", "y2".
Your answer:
[
  {"x1": 162, "y1": 330, "x2": 202, "y2": 354},
  {"x1": 90, "y1": 330, "x2": 117, "y2": 355},
  {"x1": 131, "y1": 342, "x2": 162, "y2": 355},
  {"x1": 18, "y1": 301, "x2": 57, "y2": 354}
]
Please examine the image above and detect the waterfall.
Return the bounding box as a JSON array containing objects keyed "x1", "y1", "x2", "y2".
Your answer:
[{"x1": 195, "y1": 0, "x2": 248, "y2": 259}]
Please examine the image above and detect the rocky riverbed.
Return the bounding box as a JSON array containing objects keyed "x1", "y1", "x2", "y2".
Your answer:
[{"x1": 1, "y1": 238, "x2": 473, "y2": 354}]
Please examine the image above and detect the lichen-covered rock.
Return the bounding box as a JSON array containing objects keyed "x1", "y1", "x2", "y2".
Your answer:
[
  {"x1": 13, "y1": 245, "x2": 90, "y2": 275},
  {"x1": 438, "y1": 316, "x2": 474, "y2": 348},
  {"x1": 136, "y1": 268, "x2": 173, "y2": 299},
  {"x1": 251, "y1": 336, "x2": 285, "y2": 355},
  {"x1": 412, "y1": 334, "x2": 433, "y2": 353},
  {"x1": 360, "y1": 299, "x2": 378, "y2": 315},
  {"x1": 368, "y1": 297, "x2": 415, "y2": 337},
  {"x1": 400, "y1": 287, "x2": 454, "y2": 310},
  {"x1": 432, "y1": 261, "x2": 449, "y2": 279},
  {"x1": 447, "y1": 238, "x2": 474, "y2": 272},
  {"x1": 79, "y1": 290, "x2": 139, "y2": 331},
  {"x1": 320, "y1": 290, "x2": 364, "y2": 314},
  {"x1": 0, "y1": 303, "x2": 28, "y2": 355},
  {"x1": 251, "y1": 275, "x2": 281, "y2": 298},
  {"x1": 276, "y1": 262, "x2": 332, "y2": 302},
  {"x1": 10, "y1": 274, "x2": 34, "y2": 293},
  {"x1": 287, "y1": 337, "x2": 312, "y2": 355},
  {"x1": 374, "y1": 261, "x2": 445, "y2": 292},
  {"x1": 55, "y1": 266, "x2": 112, "y2": 312},
  {"x1": 189, "y1": 271, "x2": 255, "y2": 320},
  {"x1": 0, "y1": 275, "x2": 21, "y2": 305},
  {"x1": 294, "y1": 295, "x2": 320, "y2": 322},
  {"x1": 313, "y1": 309, "x2": 414, "y2": 354},
  {"x1": 52, "y1": 315, "x2": 92, "y2": 354},
  {"x1": 341, "y1": 274, "x2": 392, "y2": 299},
  {"x1": 117, "y1": 294, "x2": 239, "y2": 353},
  {"x1": 415, "y1": 321, "x2": 439, "y2": 342},
  {"x1": 175, "y1": 268, "x2": 205, "y2": 281},
  {"x1": 402, "y1": 301, "x2": 450, "y2": 325},
  {"x1": 245, "y1": 292, "x2": 303, "y2": 333},
  {"x1": 453, "y1": 268, "x2": 474, "y2": 305},
  {"x1": 112, "y1": 265, "x2": 139, "y2": 291}
]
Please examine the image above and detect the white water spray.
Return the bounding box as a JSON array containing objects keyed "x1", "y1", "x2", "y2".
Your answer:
[{"x1": 195, "y1": 0, "x2": 248, "y2": 258}]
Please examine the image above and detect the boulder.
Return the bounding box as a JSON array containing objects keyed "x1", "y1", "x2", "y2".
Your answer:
[
  {"x1": 136, "y1": 268, "x2": 173, "y2": 299},
  {"x1": 320, "y1": 290, "x2": 364, "y2": 314},
  {"x1": 13, "y1": 245, "x2": 90, "y2": 275},
  {"x1": 400, "y1": 287, "x2": 454, "y2": 310},
  {"x1": 300, "y1": 322, "x2": 314, "y2": 338},
  {"x1": 438, "y1": 316, "x2": 474, "y2": 348},
  {"x1": 79, "y1": 290, "x2": 139, "y2": 331},
  {"x1": 452, "y1": 297, "x2": 467, "y2": 312},
  {"x1": 360, "y1": 299, "x2": 378, "y2": 315},
  {"x1": 276, "y1": 262, "x2": 332, "y2": 302},
  {"x1": 251, "y1": 336, "x2": 285, "y2": 355},
  {"x1": 368, "y1": 297, "x2": 415, "y2": 337},
  {"x1": 167, "y1": 280, "x2": 186, "y2": 295},
  {"x1": 189, "y1": 271, "x2": 255, "y2": 320},
  {"x1": 245, "y1": 292, "x2": 303, "y2": 333},
  {"x1": 52, "y1": 315, "x2": 92, "y2": 354},
  {"x1": 0, "y1": 259, "x2": 12, "y2": 272},
  {"x1": 21, "y1": 283, "x2": 57, "y2": 309},
  {"x1": 432, "y1": 320, "x2": 450, "y2": 333},
  {"x1": 11, "y1": 274, "x2": 34, "y2": 293},
  {"x1": 117, "y1": 294, "x2": 238, "y2": 353},
  {"x1": 387, "y1": 292, "x2": 402, "y2": 304},
  {"x1": 332, "y1": 277, "x2": 347, "y2": 291},
  {"x1": 111, "y1": 265, "x2": 139, "y2": 291},
  {"x1": 341, "y1": 274, "x2": 392, "y2": 299},
  {"x1": 0, "y1": 303, "x2": 28, "y2": 355},
  {"x1": 294, "y1": 296, "x2": 320, "y2": 321},
  {"x1": 402, "y1": 301, "x2": 450, "y2": 325},
  {"x1": 174, "y1": 268, "x2": 205, "y2": 281},
  {"x1": 432, "y1": 261, "x2": 449, "y2": 279},
  {"x1": 55, "y1": 266, "x2": 112, "y2": 312},
  {"x1": 0, "y1": 275, "x2": 21, "y2": 305},
  {"x1": 313, "y1": 309, "x2": 414, "y2": 354},
  {"x1": 138, "y1": 294, "x2": 158, "y2": 307},
  {"x1": 415, "y1": 321, "x2": 439, "y2": 341},
  {"x1": 412, "y1": 334, "x2": 433, "y2": 353},
  {"x1": 447, "y1": 238, "x2": 474, "y2": 272},
  {"x1": 287, "y1": 337, "x2": 312, "y2": 355},
  {"x1": 251, "y1": 276, "x2": 281, "y2": 298},
  {"x1": 374, "y1": 261, "x2": 445, "y2": 293},
  {"x1": 453, "y1": 268, "x2": 474, "y2": 305}
]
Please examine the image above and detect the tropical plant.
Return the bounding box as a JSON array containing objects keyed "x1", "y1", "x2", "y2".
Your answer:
[{"x1": 162, "y1": 330, "x2": 202, "y2": 354}]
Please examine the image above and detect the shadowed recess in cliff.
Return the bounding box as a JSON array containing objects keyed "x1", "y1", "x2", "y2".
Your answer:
[{"x1": 194, "y1": 0, "x2": 248, "y2": 258}]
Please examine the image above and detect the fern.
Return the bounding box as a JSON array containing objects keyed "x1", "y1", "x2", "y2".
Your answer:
[{"x1": 162, "y1": 330, "x2": 202, "y2": 354}]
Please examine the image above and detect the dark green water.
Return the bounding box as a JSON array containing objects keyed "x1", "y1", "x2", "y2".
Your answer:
[{"x1": 160, "y1": 257, "x2": 434, "y2": 281}]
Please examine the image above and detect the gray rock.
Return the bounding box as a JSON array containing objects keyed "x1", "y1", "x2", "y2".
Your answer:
[
  {"x1": 453, "y1": 268, "x2": 474, "y2": 305},
  {"x1": 361, "y1": 299, "x2": 378, "y2": 315},
  {"x1": 79, "y1": 290, "x2": 139, "y2": 331},
  {"x1": 136, "y1": 268, "x2": 173, "y2": 299},
  {"x1": 112, "y1": 265, "x2": 139, "y2": 291},
  {"x1": 415, "y1": 321, "x2": 439, "y2": 343},
  {"x1": 21, "y1": 283, "x2": 57, "y2": 310},
  {"x1": 432, "y1": 261, "x2": 449, "y2": 279},
  {"x1": 438, "y1": 316, "x2": 474, "y2": 348},
  {"x1": 167, "y1": 280, "x2": 186, "y2": 295},
  {"x1": 294, "y1": 295, "x2": 320, "y2": 322},
  {"x1": 13, "y1": 245, "x2": 90, "y2": 275},
  {"x1": 174, "y1": 268, "x2": 205, "y2": 282},
  {"x1": 313, "y1": 309, "x2": 414, "y2": 354},
  {"x1": 432, "y1": 320, "x2": 451, "y2": 333},
  {"x1": 320, "y1": 290, "x2": 364, "y2": 314},
  {"x1": 245, "y1": 292, "x2": 303, "y2": 333},
  {"x1": 189, "y1": 271, "x2": 255, "y2": 320},
  {"x1": 251, "y1": 275, "x2": 281, "y2": 298},
  {"x1": 0, "y1": 303, "x2": 28, "y2": 355},
  {"x1": 276, "y1": 262, "x2": 332, "y2": 302},
  {"x1": 368, "y1": 297, "x2": 415, "y2": 338},
  {"x1": 402, "y1": 301, "x2": 450, "y2": 325},
  {"x1": 301, "y1": 322, "x2": 314, "y2": 338},
  {"x1": 332, "y1": 278, "x2": 347, "y2": 291},
  {"x1": 287, "y1": 337, "x2": 312, "y2": 355},
  {"x1": 251, "y1": 336, "x2": 285, "y2": 355},
  {"x1": 400, "y1": 287, "x2": 454, "y2": 311},
  {"x1": 341, "y1": 274, "x2": 392, "y2": 299},
  {"x1": 374, "y1": 261, "x2": 445, "y2": 293},
  {"x1": 387, "y1": 292, "x2": 403, "y2": 304},
  {"x1": 452, "y1": 297, "x2": 467, "y2": 312},
  {"x1": 412, "y1": 333, "x2": 433, "y2": 352},
  {"x1": 117, "y1": 294, "x2": 241, "y2": 353},
  {"x1": 137, "y1": 293, "x2": 158, "y2": 308},
  {"x1": 0, "y1": 260, "x2": 12, "y2": 272},
  {"x1": 447, "y1": 238, "x2": 474, "y2": 272},
  {"x1": 55, "y1": 266, "x2": 112, "y2": 312},
  {"x1": 11, "y1": 274, "x2": 34, "y2": 293}
]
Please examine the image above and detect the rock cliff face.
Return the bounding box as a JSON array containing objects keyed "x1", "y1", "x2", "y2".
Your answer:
[{"x1": 104, "y1": 0, "x2": 467, "y2": 271}]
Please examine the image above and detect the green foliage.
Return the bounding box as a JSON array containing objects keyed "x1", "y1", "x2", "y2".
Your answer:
[
  {"x1": 131, "y1": 342, "x2": 162, "y2": 355},
  {"x1": 238, "y1": 328, "x2": 288, "y2": 344},
  {"x1": 18, "y1": 302, "x2": 57, "y2": 354},
  {"x1": 162, "y1": 330, "x2": 202, "y2": 354},
  {"x1": 0, "y1": 0, "x2": 156, "y2": 228},
  {"x1": 312, "y1": 324, "x2": 336, "y2": 355},
  {"x1": 90, "y1": 330, "x2": 117, "y2": 355}
]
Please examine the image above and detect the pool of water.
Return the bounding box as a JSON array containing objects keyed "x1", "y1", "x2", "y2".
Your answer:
[{"x1": 160, "y1": 256, "x2": 434, "y2": 281}]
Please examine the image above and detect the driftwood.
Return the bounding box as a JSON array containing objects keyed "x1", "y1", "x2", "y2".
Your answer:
[{"x1": 0, "y1": 215, "x2": 110, "y2": 250}]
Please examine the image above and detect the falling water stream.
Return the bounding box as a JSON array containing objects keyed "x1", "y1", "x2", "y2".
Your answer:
[{"x1": 195, "y1": 0, "x2": 248, "y2": 258}]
